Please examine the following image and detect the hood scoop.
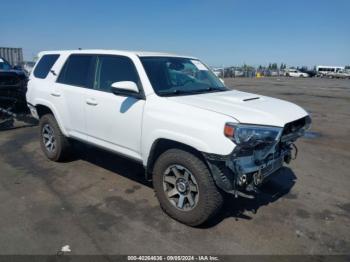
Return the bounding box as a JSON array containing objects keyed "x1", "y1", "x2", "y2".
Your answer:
[{"x1": 243, "y1": 97, "x2": 260, "y2": 102}]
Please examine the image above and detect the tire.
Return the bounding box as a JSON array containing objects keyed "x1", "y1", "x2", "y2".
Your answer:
[
  {"x1": 152, "y1": 149, "x2": 223, "y2": 226},
  {"x1": 39, "y1": 114, "x2": 71, "y2": 162}
]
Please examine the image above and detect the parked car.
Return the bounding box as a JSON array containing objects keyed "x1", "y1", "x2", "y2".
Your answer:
[
  {"x1": 212, "y1": 69, "x2": 222, "y2": 77},
  {"x1": 26, "y1": 50, "x2": 311, "y2": 226},
  {"x1": 328, "y1": 69, "x2": 350, "y2": 79},
  {"x1": 233, "y1": 69, "x2": 244, "y2": 77},
  {"x1": 285, "y1": 69, "x2": 309, "y2": 77},
  {"x1": 299, "y1": 68, "x2": 317, "y2": 78},
  {"x1": 0, "y1": 57, "x2": 28, "y2": 112}
]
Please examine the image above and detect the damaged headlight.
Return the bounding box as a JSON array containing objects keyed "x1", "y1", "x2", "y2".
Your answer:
[{"x1": 224, "y1": 123, "x2": 282, "y2": 148}]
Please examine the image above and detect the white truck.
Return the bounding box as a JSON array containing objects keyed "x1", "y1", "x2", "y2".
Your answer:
[{"x1": 26, "y1": 50, "x2": 311, "y2": 226}]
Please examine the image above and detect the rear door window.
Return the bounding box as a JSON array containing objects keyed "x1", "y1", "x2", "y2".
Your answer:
[
  {"x1": 94, "y1": 55, "x2": 140, "y2": 93},
  {"x1": 57, "y1": 54, "x2": 95, "y2": 88},
  {"x1": 33, "y1": 54, "x2": 60, "y2": 79}
]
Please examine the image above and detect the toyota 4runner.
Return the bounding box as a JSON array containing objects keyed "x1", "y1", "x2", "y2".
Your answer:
[{"x1": 26, "y1": 50, "x2": 311, "y2": 226}]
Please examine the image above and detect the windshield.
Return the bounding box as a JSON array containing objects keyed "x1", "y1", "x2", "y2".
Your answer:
[
  {"x1": 140, "y1": 57, "x2": 228, "y2": 96},
  {"x1": 0, "y1": 58, "x2": 12, "y2": 70}
]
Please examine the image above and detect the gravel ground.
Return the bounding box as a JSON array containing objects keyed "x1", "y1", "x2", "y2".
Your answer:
[{"x1": 0, "y1": 77, "x2": 349, "y2": 255}]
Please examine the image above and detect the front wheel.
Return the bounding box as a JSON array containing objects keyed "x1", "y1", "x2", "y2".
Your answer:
[{"x1": 152, "y1": 149, "x2": 223, "y2": 226}]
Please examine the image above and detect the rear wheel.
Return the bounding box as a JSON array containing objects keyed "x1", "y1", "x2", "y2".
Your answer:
[
  {"x1": 39, "y1": 114, "x2": 71, "y2": 161},
  {"x1": 153, "y1": 149, "x2": 223, "y2": 226}
]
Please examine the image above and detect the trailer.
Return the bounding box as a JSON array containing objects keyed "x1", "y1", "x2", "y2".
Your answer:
[{"x1": 0, "y1": 47, "x2": 24, "y2": 67}]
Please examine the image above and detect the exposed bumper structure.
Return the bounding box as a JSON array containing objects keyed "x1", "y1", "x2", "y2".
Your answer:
[
  {"x1": 226, "y1": 144, "x2": 294, "y2": 198},
  {"x1": 204, "y1": 144, "x2": 295, "y2": 199},
  {"x1": 204, "y1": 116, "x2": 310, "y2": 199}
]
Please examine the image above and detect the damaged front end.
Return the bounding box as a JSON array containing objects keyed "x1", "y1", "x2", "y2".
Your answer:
[{"x1": 204, "y1": 116, "x2": 311, "y2": 199}]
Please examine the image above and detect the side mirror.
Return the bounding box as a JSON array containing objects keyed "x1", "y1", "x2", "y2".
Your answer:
[
  {"x1": 219, "y1": 78, "x2": 225, "y2": 84},
  {"x1": 111, "y1": 81, "x2": 143, "y2": 99}
]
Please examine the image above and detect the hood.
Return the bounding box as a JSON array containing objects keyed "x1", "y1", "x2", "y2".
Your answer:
[{"x1": 167, "y1": 90, "x2": 308, "y2": 127}]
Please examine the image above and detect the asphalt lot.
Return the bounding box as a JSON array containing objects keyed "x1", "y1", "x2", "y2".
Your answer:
[{"x1": 0, "y1": 77, "x2": 349, "y2": 255}]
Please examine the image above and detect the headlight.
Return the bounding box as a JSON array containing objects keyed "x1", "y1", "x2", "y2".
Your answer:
[{"x1": 224, "y1": 123, "x2": 282, "y2": 148}]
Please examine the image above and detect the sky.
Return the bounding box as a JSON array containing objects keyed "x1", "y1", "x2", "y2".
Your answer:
[{"x1": 1, "y1": 0, "x2": 349, "y2": 67}]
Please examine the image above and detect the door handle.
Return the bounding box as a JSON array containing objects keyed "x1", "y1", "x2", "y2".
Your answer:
[
  {"x1": 86, "y1": 98, "x2": 98, "y2": 106},
  {"x1": 51, "y1": 92, "x2": 61, "y2": 97}
]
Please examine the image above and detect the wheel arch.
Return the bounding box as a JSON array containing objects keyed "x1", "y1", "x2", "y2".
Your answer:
[
  {"x1": 36, "y1": 104, "x2": 54, "y2": 118},
  {"x1": 145, "y1": 138, "x2": 209, "y2": 180},
  {"x1": 34, "y1": 102, "x2": 68, "y2": 136}
]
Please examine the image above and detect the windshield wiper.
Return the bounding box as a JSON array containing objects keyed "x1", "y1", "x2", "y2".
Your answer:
[
  {"x1": 158, "y1": 89, "x2": 188, "y2": 96},
  {"x1": 206, "y1": 87, "x2": 228, "y2": 92},
  {"x1": 187, "y1": 87, "x2": 227, "y2": 94}
]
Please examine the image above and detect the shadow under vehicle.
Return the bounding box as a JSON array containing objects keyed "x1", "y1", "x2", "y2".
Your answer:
[{"x1": 70, "y1": 141, "x2": 297, "y2": 227}]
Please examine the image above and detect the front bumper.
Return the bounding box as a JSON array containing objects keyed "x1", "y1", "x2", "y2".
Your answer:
[
  {"x1": 232, "y1": 149, "x2": 286, "y2": 177},
  {"x1": 204, "y1": 143, "x2": 295, "y2": 199},
  {"x1": 204, "y1": 116, "x2": 310, "y2": 198}
]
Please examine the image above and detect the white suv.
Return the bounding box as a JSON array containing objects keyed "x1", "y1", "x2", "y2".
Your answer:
[{"x1": 27, "y1": 50, "x2": 310, "y2": 226}]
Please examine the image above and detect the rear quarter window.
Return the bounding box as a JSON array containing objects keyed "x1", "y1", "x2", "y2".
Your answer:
[{"x1": 33, "y1": 54, "x2": 60, "y2": 79}]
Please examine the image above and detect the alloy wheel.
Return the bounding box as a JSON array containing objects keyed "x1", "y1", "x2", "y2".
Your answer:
[
  {"x1": 42, "y1": 124, "x2": 56, "y2": 153},
  {"x1": 162, "y1": 164, "x2": 199, "y2": 211}
]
